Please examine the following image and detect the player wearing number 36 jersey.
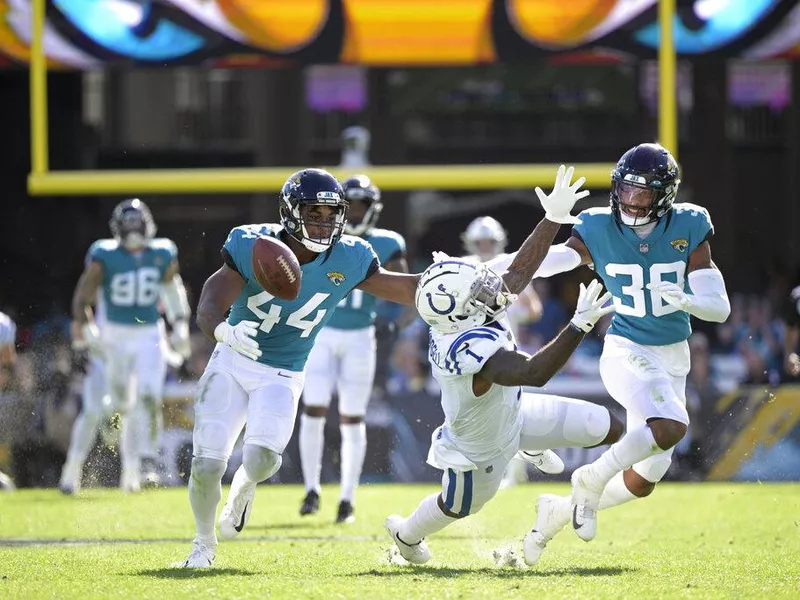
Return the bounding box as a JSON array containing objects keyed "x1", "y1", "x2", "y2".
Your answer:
[{"x1": 521, "y1": 143, "x2": 731, "y2": 563}]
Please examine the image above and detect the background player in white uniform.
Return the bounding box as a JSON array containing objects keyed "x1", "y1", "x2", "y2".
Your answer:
[
  {"x1": 300, "y1": 175, "x2": 408, "y2": 523},
  {"x1": 385, "y1": 167, "x2": 623, "y2": 566},
  {"x1": 460, "y1": 216, "x2": 564, "y2": 484},
  {"x1": 0, "y1": 311, "x2": 17, "y2": 491},
  {"x1": 518, "y1": 143, "x2": 730, "y2": 562},
  {"x1": 66, "y1": 199, "x2": 191, "y2": 493}
]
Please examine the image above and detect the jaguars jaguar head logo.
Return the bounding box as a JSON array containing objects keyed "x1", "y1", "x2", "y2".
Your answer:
[
  {"x1": 327, "y1": 271, "x2": 345, "y2": 286},
  {"x1": 670, "y1": 238, "x2": 689, "y2": 253}
]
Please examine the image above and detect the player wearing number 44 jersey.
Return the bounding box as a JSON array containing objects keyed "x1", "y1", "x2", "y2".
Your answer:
[
  {"x1": 300, "y1": 175, "x2": 408, "y2": 524},
  {"x1": 520, "y1": 143, "x2": 731, "y2": 564},
  {"x1": 66, "y1": 199, "x2": 191, "y2": 493},
  {"x1": 184, "y1": 168, "x2": 423, "y2": 569}
]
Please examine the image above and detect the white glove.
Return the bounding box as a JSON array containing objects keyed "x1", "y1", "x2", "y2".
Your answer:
[
  {"x1": 571, "y1": 280, "x2": 615, "y2": 333},
  {"x1": 170, "y1": 320, "x2": 192, "y2": 359},
  {"x1": 535, "y1": 164, "x2": 589, "y2": 225},
  {"x1": 646, "y1": 281, "x2": 690, "y2": 312},
  {"x1": 214, "y1": 320, "x2": 262, "y2": 361},
  {"x1": 81, "y1": 322, "x2": 106, "y2": 358}
]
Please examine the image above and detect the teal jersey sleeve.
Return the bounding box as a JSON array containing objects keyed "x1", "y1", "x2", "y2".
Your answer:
[
  {"x1": 326, "y1": 231, "x2": 392, "y2": 331},
  {"x1": 672, "y1": 203, "x2": 714, "y2": 254}
]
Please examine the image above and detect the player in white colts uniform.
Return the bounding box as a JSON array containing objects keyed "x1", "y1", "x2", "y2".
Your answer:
[
  {"x1": 520, "y1": 143, "x2": 730, "y2": 563},
  {"x1": 67, "y1": 199, "x2": 191, "y2": 493},
  {"x1": 460, "y1": 216, "x2": 564, "y2": 485},
  {"x1": 384, "y1": 165, "x2": 623, "y2": 566},
  {"x1": 300, "y1": 175, "x2": 408, "y2": 523},
  {"x1": 0, "y1": 311, "x2": 17, "y2": 491}
]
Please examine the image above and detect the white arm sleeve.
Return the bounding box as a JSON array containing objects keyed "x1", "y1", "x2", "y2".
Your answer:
[
  {"x1": 533, "y1": 244, "x2": 582, "y2": 278},
  {"x1": 686, "y1": 268, "x2": 730, "y2": 323},
  {"x1": 485, "y1": 244, "x2": 582, "y2": 279},
  {"x1": 161, "y1": 275, "x2": 191, "y2": 324}
]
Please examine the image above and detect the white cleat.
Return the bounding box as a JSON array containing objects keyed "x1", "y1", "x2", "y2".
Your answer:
[
  {"x1": 59, "y1": 460, "x2": 81, "y2": 495},
  {"x1": 523, "y1": 494, "x2": 571, "y2": 566},
  {"x1": 181, "y1": 539, "x2": 216, "y2": 569},
  {"x1": 120, "y1": 467, "x2": 141, "y2": 494},
  {"x1": 518, "y1": 450, "x2": 565, "y2": 475},
  {"x1": 384, "y1": 515, "x2": 432, "y2": 565},
  {"x1": 570, "y1": 465, "x2": 605, "y2": 542},
  {"x1": 219, "y1": 479, "x2": 256, "y2": 540}
]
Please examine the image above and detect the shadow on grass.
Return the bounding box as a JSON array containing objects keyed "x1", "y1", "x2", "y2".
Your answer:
[
  {"x1": 351, "y1": 565, "x2": 635, "y2": 578},
  {"x1": 134, "y1": 568, "x2": 257, "y2": 579}
]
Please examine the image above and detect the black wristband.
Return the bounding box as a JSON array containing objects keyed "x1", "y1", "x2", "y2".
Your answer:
[{"x1": 568, "y1": 321, "x2": 588, "y2": 335}]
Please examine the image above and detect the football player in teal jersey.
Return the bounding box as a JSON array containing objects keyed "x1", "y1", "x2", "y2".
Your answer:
[
  {"x1": 299, "y1": 175, "x2": 408, "y2": 524},
  {"x1": 66, "y1": 200, "x2": 191, "y2": 493},
  {"x1": 182, "y1": 165, "x2": 585, "y2": 568},
  {"x1": 518, "y1": 143, "x2": 731, "y2": 564}
]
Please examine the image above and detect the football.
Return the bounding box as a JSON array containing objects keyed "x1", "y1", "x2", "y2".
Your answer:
[{"x1": 251, "y1": 235, "x2": 302, "y2": 300}]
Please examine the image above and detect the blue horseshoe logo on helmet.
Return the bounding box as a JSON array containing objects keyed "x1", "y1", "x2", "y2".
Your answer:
[{"x1": 426, "y1": 283, "x2": 456, "y2": 316}]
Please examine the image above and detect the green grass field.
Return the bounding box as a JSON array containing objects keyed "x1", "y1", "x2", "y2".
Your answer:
[{"x1": 1, "y1": 483, "x2": 798, "y2": 599}]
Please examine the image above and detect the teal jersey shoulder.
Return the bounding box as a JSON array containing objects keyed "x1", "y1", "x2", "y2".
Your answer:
[
  {"x1": 573, "y1": 203, "x2": 713, "y2": 346},
  {"x1": 89, "y1": 238, "x2": 177, "y2": 325},
  {"x1": 327, "y1": 227, "x2": 406, "y2": 330},
  {"x1": 223, "y1": 224, "x2": 378, "y2": 370}
]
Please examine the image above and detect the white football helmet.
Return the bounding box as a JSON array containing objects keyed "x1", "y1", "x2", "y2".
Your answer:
[
  {"x1": 461, "y1": 216, "x2": 508, "y2": 262},
  {"x1": 415, "y1": 257, "x2": 517, "y2": 334}
]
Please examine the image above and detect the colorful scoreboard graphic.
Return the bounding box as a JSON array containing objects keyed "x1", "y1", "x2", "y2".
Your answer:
[{"x1": 1, "y1": 0, "x2": 800, "y2": 68}]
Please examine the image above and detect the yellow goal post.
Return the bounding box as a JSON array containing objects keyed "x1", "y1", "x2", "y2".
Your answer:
[{"x1": 26, "y1": 0, "x2": 676, "y2": 196}]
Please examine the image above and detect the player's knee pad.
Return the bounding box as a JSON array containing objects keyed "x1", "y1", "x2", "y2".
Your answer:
[
  {"x1": 563, "y1": 401, "x2": 612, "y2": 447},
  {"x1": 632, "y1": 450, "x2": 673, "y2": 484},
  {"x1": 242, "y1": 444, "x2": 282, "y2": 483},
  {"x1": 190, "y1": 456, "x2": 226, "y2": 486}
]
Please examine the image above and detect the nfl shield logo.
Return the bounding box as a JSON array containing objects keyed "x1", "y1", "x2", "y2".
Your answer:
[{"x1": 639, "y1": 243, "x2": 649, "y2": 253}]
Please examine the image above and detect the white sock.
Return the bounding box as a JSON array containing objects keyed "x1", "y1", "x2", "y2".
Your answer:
[
  {"x1": 598, "y1": 471, "x2": 638, "y2": 510},
  {"x1": 119, "y1": 414, "x2": 140, "y2": 477},
  {"x1": 589, "y1": 425, "x2": 660, "y2": 485},
  {"x1": 229, "y1": 465, "x2": 256, "y2": 499},
  {"x1": 340, "y1": 422, "x2": 367, "y2": 504},
  {"x1": 299, "y1": 414, "x2": 325, "y2": 493},
  {"x1": 189, "y1": 458, "x2": 225, "y2": 546},
  {"x1": 65, "y1": 410, "x2": 102, "y2": 469},
  {"x1": 138, "y1": 396, "x2": 163, "y2": 461},
  {"x1": 400, "y1": 493, "x2": 455, "y2": 544}
]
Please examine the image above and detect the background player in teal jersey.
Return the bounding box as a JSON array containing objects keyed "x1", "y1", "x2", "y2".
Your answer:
[
  {"x1": 299, "y1": 175, "x2": 408, "y2": 524},
  {"x1": 516, "y1": 143, "x2": 731, "y2": 563},
  {"x1": 183, "y1": 165, "x2": 583, "y2": 568},
  {"x1": 67, "y1": 199, "x2": 191, "y2": 493}
]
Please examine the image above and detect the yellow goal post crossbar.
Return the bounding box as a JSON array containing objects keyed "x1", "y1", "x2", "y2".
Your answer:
[{"x1": 26, "y1": 0, "x2": 676, "y2": 196}]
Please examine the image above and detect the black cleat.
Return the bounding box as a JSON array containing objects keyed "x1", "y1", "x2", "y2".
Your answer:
[
  {"x1": 300, "y1": 490, "x2": 320, "y2": 516},
  {"x1": 336, "y1": 500, "x2": 355, "y2": 524}
]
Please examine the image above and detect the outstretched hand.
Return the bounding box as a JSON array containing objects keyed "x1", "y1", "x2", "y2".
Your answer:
[
  {"x1": 571, "y1": 280, "x2": 615, "y2": 333},
  {"x1": 535, "y1": 165, "x2": 589, "y2": 225}
]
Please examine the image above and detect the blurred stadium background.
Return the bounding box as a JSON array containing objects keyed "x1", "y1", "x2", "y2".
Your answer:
[{"x1": 1, "y1": 0, "x2": 800, "y2": 496}]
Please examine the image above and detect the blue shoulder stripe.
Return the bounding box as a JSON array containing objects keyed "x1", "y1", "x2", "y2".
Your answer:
[{"x1": 445, "y1": 328, "x2": 500, "y2": 375}]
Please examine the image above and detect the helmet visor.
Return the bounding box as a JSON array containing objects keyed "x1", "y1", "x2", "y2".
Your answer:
[{"x1": 616, "y1": 181, "x2": 658, "y2": 219}]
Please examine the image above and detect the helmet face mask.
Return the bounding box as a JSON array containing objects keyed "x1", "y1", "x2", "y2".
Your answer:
[
  {"x1": 610, "y1": 143, "x2": 680, "y2": 228},
  {"x1": 415, "y1": 259, "x2": 517, "y2": 334},
  {"x1": 279, "y1": 169, "x2": 348, "y2": 253},
  {"x1": 461, "y1": 216, "x2": 508, "y2": 262},
  {"x1": 342, "y1": 175, "x2": 382, "y2": 236},
  {"x1": 110, "y1": 198, "x2": 156, "y2": 250}
]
